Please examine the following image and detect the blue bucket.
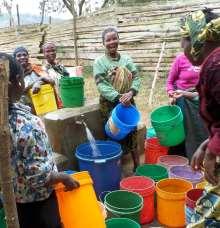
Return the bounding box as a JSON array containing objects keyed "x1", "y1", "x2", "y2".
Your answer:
[
  {"x1": 105, "y1": 104, "x2": 140, "y2": 141},
  {"x1": 75, "y1": 140, "x2": 122, "y2": 196}
]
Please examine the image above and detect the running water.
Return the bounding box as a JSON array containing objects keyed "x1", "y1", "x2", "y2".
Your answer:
[{"x1": 83, "y1": 121, "x2": 101, "y2": 157}]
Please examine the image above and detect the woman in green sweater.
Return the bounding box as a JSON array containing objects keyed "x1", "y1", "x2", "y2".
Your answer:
[{"x1": 93, "y1": 27, "x2": 141, "y2": 170}]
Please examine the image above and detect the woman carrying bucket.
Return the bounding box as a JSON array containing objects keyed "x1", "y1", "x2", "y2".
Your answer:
[
  {"x1": 166, "y1": 36, "x2": 208, "y2": 160},
  {"x1": 93, "y1": 27, "x2": 141, "y2": 170},
  {"x1": 13, "y1": 47, "x2": 58, "y2": 113},
  {"x1": 180, "y1": 8, "x2": 220, "y2": 227}
]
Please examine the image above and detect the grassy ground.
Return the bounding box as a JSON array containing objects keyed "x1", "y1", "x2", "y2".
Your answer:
[{"x1": 83, "y1": 66, "x2": 168, "y2": 127}]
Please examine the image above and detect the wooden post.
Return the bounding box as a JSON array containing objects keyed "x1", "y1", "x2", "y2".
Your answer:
[
  {"x1": 148, "y1": 41, "x2": 166, "y2": 106},
  {"x1": 16, "y1": 4, "x2": 20, "y2": 26},
  {"x1": 0, "y1": 58, "x2": 20, "y2": 228},
  {"x1": 72, "y1": 0, "x2": 79, "y2": 66}
]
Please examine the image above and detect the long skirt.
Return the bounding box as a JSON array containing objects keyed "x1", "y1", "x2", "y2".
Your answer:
[{"x1": 177, "y1": 97, "x2": 208, "y2": 160}]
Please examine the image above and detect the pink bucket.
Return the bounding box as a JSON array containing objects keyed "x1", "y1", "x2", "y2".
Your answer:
[{"x1": 157, "y1": 155, "x2": 189, "y2": 169}]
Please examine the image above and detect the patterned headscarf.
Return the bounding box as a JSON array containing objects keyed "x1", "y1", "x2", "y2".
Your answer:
[{"x1": 180, "y1": 10, "x2": 220, "y2": 60}]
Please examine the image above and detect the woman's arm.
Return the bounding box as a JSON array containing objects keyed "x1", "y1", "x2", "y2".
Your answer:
[{"x1": 166, "y1": 55, "x2": 180, "y2": 95}]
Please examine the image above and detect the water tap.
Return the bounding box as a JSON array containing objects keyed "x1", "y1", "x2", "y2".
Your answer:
[{"x1": 75, "y1": 114, "x2": 87, "y2": 127}]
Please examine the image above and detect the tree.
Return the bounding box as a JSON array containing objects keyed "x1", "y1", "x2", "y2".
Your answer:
[
  {"x1": 62, "y1": 0, "x2": 86, "y2": 16},
  {"x1": 39, "y1": 0, "x2": 66, "y2": 24},
  {"x1": 0, "y1": 0, "x2": 14, "y2": 27}
]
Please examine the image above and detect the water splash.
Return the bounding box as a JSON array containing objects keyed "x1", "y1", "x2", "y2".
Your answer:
[{"x1": 83, "y1": 121, "x2": 101, "y2": 157}]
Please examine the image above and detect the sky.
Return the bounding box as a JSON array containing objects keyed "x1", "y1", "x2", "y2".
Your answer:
[{"x1": 12, "y1": 0, "x2": 73, "y2": 19}]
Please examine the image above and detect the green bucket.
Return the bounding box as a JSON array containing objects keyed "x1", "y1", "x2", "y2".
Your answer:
[
  {"x1": 59, "y1": 77, "x2": 84, "y2": 107},
  {"x1": 106, "y1": 218, "x2": 141, "y2": 228},
  {"x1": 0, "y1": 208, "x2": 6, "y2": 228},
  {"x1": 135, "y1": 164, "x2": 168, "y2": 182},
  {"x1": 150, "y1": 105, "x2": 185, "y2": 146},
  {"x1": 104, "y1": 190, "x2": 143, "y2": 223}
]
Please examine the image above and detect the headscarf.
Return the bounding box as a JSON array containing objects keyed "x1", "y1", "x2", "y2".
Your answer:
[
  {"x1": 13, "y1": 46, "x2": 29, "y2": 58},
  {"x1": 180, "y1": 10, "x2": 220, "y2": 60}
]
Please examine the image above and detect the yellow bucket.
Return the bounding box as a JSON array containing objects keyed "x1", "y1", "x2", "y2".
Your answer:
[
  {"x1": 196, "y1": 181, "x2": 208, "y2": 189},
  {"x1": 156, "y1": 178, "x2": 193, "y2": 227},
  {"x1": 55, "y1": 171, "x2": 106, "y2": 228},
  {"x1": 29, "y1": 84, "x2": 57, "y2": 115}
]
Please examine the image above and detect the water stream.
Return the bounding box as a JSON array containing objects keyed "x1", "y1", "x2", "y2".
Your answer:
[{"x1": 82, "y1": 121, "x2": 101, "y2": 157}]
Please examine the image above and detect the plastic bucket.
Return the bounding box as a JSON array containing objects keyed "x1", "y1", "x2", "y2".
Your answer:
[
  {"x1": 55, "y1": 171, "x2": 106, "y2": 228},
  {"x1": 196, "y1": 180, "x2": 208, "y2": 189},
  {"x1": 105, "y1": 104, "x2": 140, "y2": 141},
  {"x1": 156, "y1": 178, "x2": 193, "y2": 227},
  {"x1": 185, "y1": 189, "x2": 204, "y2": 224},
  {"x1": 29, "y1": 84, "x2": 57, "y2": 115},
  {"x1": 135, "y1": 164, "x2": 168, "y2": 182},
  {"x1": 0, "y1": 208, "x2": 6, "y2": 228},
  {"x1": 144, "y1": 137, "x2": 168, "y2": 164},
  {"x1": 169, "y1": 165, "x2": 204, "y2": 187},
  {"x1": 104, "y1": 190, "x2": 143, "y2": 223},
  {"x1": 120, "y1": 176, "x2": 155, "y2": 224},
  {"x1": 150, "y1": 105, "x2": 185, "y2": 146},
  {"x1": 98, "y1": 201, "x2": 107, "y2": 219},
  {"x1": 75, "y1": 140, "x2": 122, "y2": 197},
  {"x1": 59, "y1": 77, "x2": 84, "y2": 107},
  {"x1": 157, "y1": 155, "x2": 189, "y2": 169},
  {"x1": 106, "y1": 218, "x2": 141, "y2": 228}
]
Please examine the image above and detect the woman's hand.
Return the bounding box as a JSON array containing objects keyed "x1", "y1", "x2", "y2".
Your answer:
[
  {"x1": 32, "y1": 81, "x2": 41, "y2": 94},
  {"x1": 119, "y1": 91, "x2": 133, "y2": 106},
  {"x1": 191, "y1": 139, "x2": 209, "y2": 170},
  {"x1": 46, "y1": 172, "x2": 80, "y2": 191},
  {"x1": 41, "y1": 76, "x2": 55, "y2": 86}
]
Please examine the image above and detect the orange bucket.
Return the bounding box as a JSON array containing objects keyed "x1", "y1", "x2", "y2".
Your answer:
[
  {"x1": 55, "y1": 171, "x2": 106, "y2": 228},
  {"x1": 156, "y1": 178, "x2": 193, "y2": 227},
  {"x1": 144, "y1": 138, "x2": 168, "y2": 164}
]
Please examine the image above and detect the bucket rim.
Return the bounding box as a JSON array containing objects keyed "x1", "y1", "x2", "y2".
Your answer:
[
  {"x1": 120, "y1": 176, "x2": 155, "y2": 195},
  {"x1": 157, "y1": 155, "x2": 189, "y2": 166},
  {"x1": 113, "y1": 104, "x2": 141, "y2": 128},
  {"x1": 135, "y1": 164, "x2": 168, "y2": 181},
  {"x1": 186, "y1": 188, "x2": 204, "y2": 205},
  {"x1": 75, "y1": 140, "x2": 122, "y2": 160},
  {"x1": 104, "y1": 190, "x2": 143, "y2": 211},
  {"x1": 150, "y1": 105, "x2": 182, "y2": 124},
  {"x1": 169, "y1": 165, "x2": 204, "y2": 182},
  {"x1": 156, "y1": 178, "x2": 193, "y2": 199},
  {"x1": 105, "y1": 218, "x2": 141, "y2": 227}
]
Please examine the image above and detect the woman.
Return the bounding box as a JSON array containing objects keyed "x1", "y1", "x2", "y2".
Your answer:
[
  {"x1": 13, "y1": 47, "x2": 55, "y2": 112},
  {"x1": 1, "y1": 52, "x2": 79, "y2": 228},
  {"x1": 93, "y1": 27, "x2": 141, "y2": 170},
  {"x1": 43, "y1": 42, "x2": 70, "y2": 108},
  {"x1": 166, "y1": 47, "x2": 208, "y2": 160},
  {"x1": 180, "y1": 8, "x2": 220, "y2": 227}
]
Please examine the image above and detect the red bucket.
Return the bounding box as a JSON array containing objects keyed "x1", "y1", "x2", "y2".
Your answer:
[
  {"x1": 120, "y1": 176, "x2": 155, "y2": 224},
  {"x1": 186, "y1": 188, "x2": 204, "y2": 209},
  {"x1": 145, "y1": 138, "x2": 168, "y2": 164}
]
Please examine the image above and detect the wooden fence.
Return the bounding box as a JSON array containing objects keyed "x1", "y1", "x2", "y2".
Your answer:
[{"x1": 0, "y1": 0, "x2": 220, "y2": 75}]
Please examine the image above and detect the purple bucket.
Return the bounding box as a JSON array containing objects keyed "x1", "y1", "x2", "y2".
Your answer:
[{"x1": 169, "y1": 165, "x2": 204, "y2": 187}]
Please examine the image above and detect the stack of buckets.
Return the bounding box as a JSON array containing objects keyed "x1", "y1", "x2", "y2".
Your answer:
[{"x1": 59, "y1": 76, "x2": 84, "y2": 108}]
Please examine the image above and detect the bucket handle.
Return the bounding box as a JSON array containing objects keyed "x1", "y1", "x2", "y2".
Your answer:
[
  {"x1": 99, "y1": 191, "x2": 111, "y2": 203},
  {"x1": 94, "y1": 159, "x2": 106, "y2": 164}
]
